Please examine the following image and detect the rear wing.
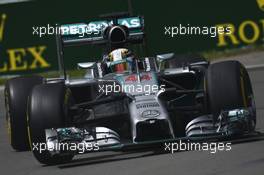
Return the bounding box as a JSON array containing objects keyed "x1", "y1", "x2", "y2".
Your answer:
[
  {"x1": 59, "y1": 16, "x2": 145, "y2": 46},
  {"x1": 55, "y1": 15, "x2": 146, "y2": 79}
]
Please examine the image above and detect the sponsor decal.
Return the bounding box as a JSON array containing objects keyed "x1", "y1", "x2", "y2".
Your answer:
[
  {"x1": 125, "y1": 74, "x2": 152, "y2": 82},
  {"x1": 216, "y1": 20, "x2": 264, "y2": 47},
  {"x1": 141, "y1": 74, "x2": 151, "y2": 81},
  {"x1": 0, "y1": 13, "x2": 50, "y2": 73},
  {"x1": 61, "y1": 17, "x2": 141, "y2": 36},
  {"x1": 125, "y1": 75, "x2": 137, "y2": 82},
  {"x1": 136, "y1": 102, "x2": 160, "y2": 109},
  {"x1": 257, "y1": 0, "x2": 264, "y2": 11},
  {"x1": 142, "y1": 110, "x2": 160, "y2": 118}
]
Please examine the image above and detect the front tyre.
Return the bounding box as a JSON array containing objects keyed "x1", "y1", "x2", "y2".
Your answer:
[
  {"x1": 206, "y1": 61, "x2": 256, "y2": 127},
  {"x1": 28, "y1": 82, "x2": 74, "y2": 165}
]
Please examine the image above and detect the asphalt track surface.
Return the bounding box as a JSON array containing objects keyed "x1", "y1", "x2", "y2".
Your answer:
[{"x1": 0, "y1": 68, "x2": 264, "y2": 175}]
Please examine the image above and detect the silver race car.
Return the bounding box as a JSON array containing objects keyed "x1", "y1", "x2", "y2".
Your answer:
[{"x1": 5, "y1": 13, "x2": 256, "y2": 165}]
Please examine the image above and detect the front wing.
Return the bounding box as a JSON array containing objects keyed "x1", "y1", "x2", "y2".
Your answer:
[{"x1": 43, "y1": 108, "x2": 256, "y2": 156}]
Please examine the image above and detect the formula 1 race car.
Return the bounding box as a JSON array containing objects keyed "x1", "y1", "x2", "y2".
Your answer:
[{"x1": 4, "y1": 12, "x2": 256, "y2": 165}]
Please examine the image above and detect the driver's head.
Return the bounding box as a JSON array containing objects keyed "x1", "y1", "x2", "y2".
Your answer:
[{"x1": 108, "y1": 48, "x2": 135, "y2": 73}]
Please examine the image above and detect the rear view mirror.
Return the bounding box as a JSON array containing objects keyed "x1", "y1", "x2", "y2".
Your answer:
[
  {"x1": 156, "y1": 53, "x2": 174, "y2": 62},
  {"x1": 77, "y1": 62, "x2": 96, "y2": 69},
  {"x1": 156, "y1": 53, "x2": 174, "y2": 72},
  {"x1": 76, "y1": 62, "x2": 97, "y2": 79}
]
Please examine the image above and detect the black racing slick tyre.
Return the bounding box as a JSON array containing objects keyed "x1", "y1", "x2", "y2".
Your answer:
[
  {"x1": 4, "y1": 76, "x2": 44, "y2": 151},
  {"x1": 28, "y1": 83, "x2": 74, "y2": 165},
  {"x1": 206, "y1": 61, "x2": 256, "y2": 123}
]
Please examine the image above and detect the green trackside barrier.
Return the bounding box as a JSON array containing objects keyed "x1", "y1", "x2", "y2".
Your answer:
[{"x1": 0, "y1": 0, "x2": 263, "y2": 75}]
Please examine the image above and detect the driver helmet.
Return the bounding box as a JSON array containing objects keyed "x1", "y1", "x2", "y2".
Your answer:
[{"x1": 108, "y1": 48, "x2": 135, "y2": 73}]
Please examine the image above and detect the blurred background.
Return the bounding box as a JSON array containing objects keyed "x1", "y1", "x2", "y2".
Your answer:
[
  {"x1": 0, "y1": 1, "x2": 264, "y2": 175},
  {"x1": 0, "y1": 0, "x2": 263, "y2": 78}
]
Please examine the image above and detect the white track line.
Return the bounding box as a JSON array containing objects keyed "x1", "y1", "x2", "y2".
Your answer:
[{"x1": 245, "y1": 64, "x2": 264, "y2": 70}]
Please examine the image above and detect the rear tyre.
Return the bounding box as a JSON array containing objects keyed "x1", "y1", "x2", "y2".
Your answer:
[
  {"x1": 28, "y1": 82, "x2": 74, "y2": 165},
  {"x1": 206, "y1": 61, "x2": 256, "y2": 125},
  {"x1": 4, "y1": 76, "x2": 43, "y2": 151}
]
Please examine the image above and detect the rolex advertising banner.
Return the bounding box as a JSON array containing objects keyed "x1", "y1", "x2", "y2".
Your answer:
[{"x1": 0, "y1": 0, "x2": 263, "y2": 75}]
